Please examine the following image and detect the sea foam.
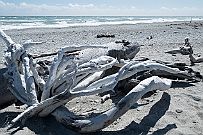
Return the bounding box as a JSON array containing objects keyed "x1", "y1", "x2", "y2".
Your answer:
[{"x1": 0, "y1": 16, "x2": 202, "y2": 30}]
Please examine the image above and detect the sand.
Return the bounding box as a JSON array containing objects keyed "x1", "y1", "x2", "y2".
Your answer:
[{"x1": 0, "y1": 21, "x2": 203, "y2": 135}]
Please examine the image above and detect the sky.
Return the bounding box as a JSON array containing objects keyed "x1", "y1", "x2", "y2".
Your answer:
[{"x1": 0, "y1": 0, "x2": 203, "y2": 16}]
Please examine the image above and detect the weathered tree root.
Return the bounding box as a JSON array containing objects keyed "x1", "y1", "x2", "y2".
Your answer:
[
  {"x1": 52, "y1": 76, "x2": 171, "y2": 133},
  {"x1": 0, "y1": 29, "x2": 201, "y2": 133}
]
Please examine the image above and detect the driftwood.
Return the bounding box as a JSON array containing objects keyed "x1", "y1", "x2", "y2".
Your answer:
[
  {"x1": 31, "y1": 45, "x2": 107, "y2": 59},
  {"x1": 115, "y1": 40, "x2": 130, "y2": 46},
  {"x1": 165, "y1": 37, "x2": 203, "y2": 65},
  {"x1": 96, "y1": 34, "x2": 115, "y2": 38},
  {"x1": 0, "y1": 29, "x2": 202, "y2": 133},
  {"x1": 165, "y1": 38, "x2": 193, "y2": 55},
  {"x1": 53, "y1": 76, "x2": 171, "y2": 132}
]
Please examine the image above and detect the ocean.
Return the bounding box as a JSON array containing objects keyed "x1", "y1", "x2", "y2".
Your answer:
[{"x1": 0, "y1": 16, "x2": 202, "y2": 30}]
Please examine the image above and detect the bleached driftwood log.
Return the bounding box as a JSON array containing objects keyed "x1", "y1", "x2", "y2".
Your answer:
[
  {"x1": 1, "y1": 29, "x2": 38, "y2": 106},
  {"x1": 165, "y1": 37, "x2": 203, "y2": 66},
  {"x1": 165, "y1": 38, "x2": 193, "y2": 55},
  {"x1": 7, "y1": 59, "x2": 198, "y2": 127},
  {"x1": 0, "y1": 29, "x2": 201, "y2": 133},
  {"x1": 52, "y1": 76, "x2": 172, "y2": 133}
]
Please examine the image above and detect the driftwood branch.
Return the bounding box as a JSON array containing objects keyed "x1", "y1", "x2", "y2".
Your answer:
[
  {"x1": 31, "y1": 45, "x2": 107, "y2": 59},
  {"x1": 52, "y1": 76, "x2": 171, "y2": 133},
  {"x1": 0, "y1": 29, "x2": 15, "y2": 47},
  {"x1": 165, "y1": 38, "x2": 193, "y2": 55}
]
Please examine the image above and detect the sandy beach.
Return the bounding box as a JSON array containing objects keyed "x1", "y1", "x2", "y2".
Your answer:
[{"x1": 0, "y1": 21, "x2": 203, "y2": 135}]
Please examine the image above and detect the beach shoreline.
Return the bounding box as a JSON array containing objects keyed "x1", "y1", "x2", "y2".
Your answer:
[
  {"x1": 0, "y1": 21, "x2": 203, "y2": 135},
  {"x1": 1, "y1": 16, "x2": 202, "y2": 30}
]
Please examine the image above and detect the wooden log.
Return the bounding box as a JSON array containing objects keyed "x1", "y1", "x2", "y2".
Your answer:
[
  {"x1": 86, "y1": 61, "x2": 193, "y2": 93},
  {"x1": 7, "y1": 61, "x2": 132, "y2": 125},
  {"x1": 22, "y1": 39, "x2": 44, "y2": 50},
  {"x1": 0, "y1": 29, "x2": 15, "y2": 47},
  {"x1": 8, "y1": 62, "x2": 129, "y2": 124},
  {"x1": 165, "y1": 46, "x2": 192, "y2": 55},
  {"x1": 73, "y1": 42, "x2": 140, "y2": 65},
  {"x1": 96, "y1": 34, "x2": 115, "y2": 38},
  {"x1": 22, "y1": 54, "x2": 38, "y2": 104},
  {"x1": 4, "y1": 59, "x2": 34, "y2": 106},
  {"x1": 52, "y1": 76, "x2": 172, "y2": 133},
  {"x1": 1, "y1": 29, "x2": 39, "y2": 106},
  {"x1": 0, "y1": 29, "x2": 200, "y2": 133},
  {"x1": 31, "y1": 45, "x2": 107, "y2": 59},
  {"x1": 165, "y1": 38, "x2": 193, "y2": 55},
  {"x1": 7, "y1": 60, "x2": 192, "y2": 125}
]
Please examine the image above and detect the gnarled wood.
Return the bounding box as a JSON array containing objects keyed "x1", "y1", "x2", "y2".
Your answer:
[
  {"x1": 0, "y1": 29, "x2": 202, "y2": 133},
  {"x1": 52, "y1": 76, "x2": 171, "y2": 133}
]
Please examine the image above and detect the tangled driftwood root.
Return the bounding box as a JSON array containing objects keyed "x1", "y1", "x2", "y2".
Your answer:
[{"x1": 0, "y1": 30, "x2": 202, "y2": 133}]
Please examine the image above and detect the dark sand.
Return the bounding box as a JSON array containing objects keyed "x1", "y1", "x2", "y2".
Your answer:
[{"x1": 0, "y1": 21, "x2": 203, "y2": 135}]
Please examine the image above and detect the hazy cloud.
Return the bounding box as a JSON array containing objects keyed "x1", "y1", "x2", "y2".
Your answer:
[
  {"x1": 160, "y1": 6, "x2": 202, "y2": 16},
  {"x1": 68, "y1": 3, "x2": 95, "y2": 8}
]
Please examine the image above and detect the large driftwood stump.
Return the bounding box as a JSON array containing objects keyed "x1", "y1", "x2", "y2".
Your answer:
[{"x1": 0, "y1": 29, "x2": 202, "y2": 133}]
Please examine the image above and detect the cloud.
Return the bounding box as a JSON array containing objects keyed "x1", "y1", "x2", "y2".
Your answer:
[
  {"x1": 160, "y1": 6, "x2": 202, "y2": 16},
  {"x1": 68, "y1": 3, "x2": 94, "y2": 8},
  {"x1": 0, "y1": 1, "x2": 202, "y2": 16},
  {"x1": 0, "y1": 1, "x2": 14, "y2": 7},
  {"x1": 0, "y1": 1, "x2": 98, "y2": 15}
]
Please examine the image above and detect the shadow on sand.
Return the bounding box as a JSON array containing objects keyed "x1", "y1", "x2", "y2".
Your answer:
[
  {"x1": 90, "y1": 92, "x2": 177, "y2": 135},
  {"x1": 0, "y1": 92, "x2": 176, "y2": 135}
]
